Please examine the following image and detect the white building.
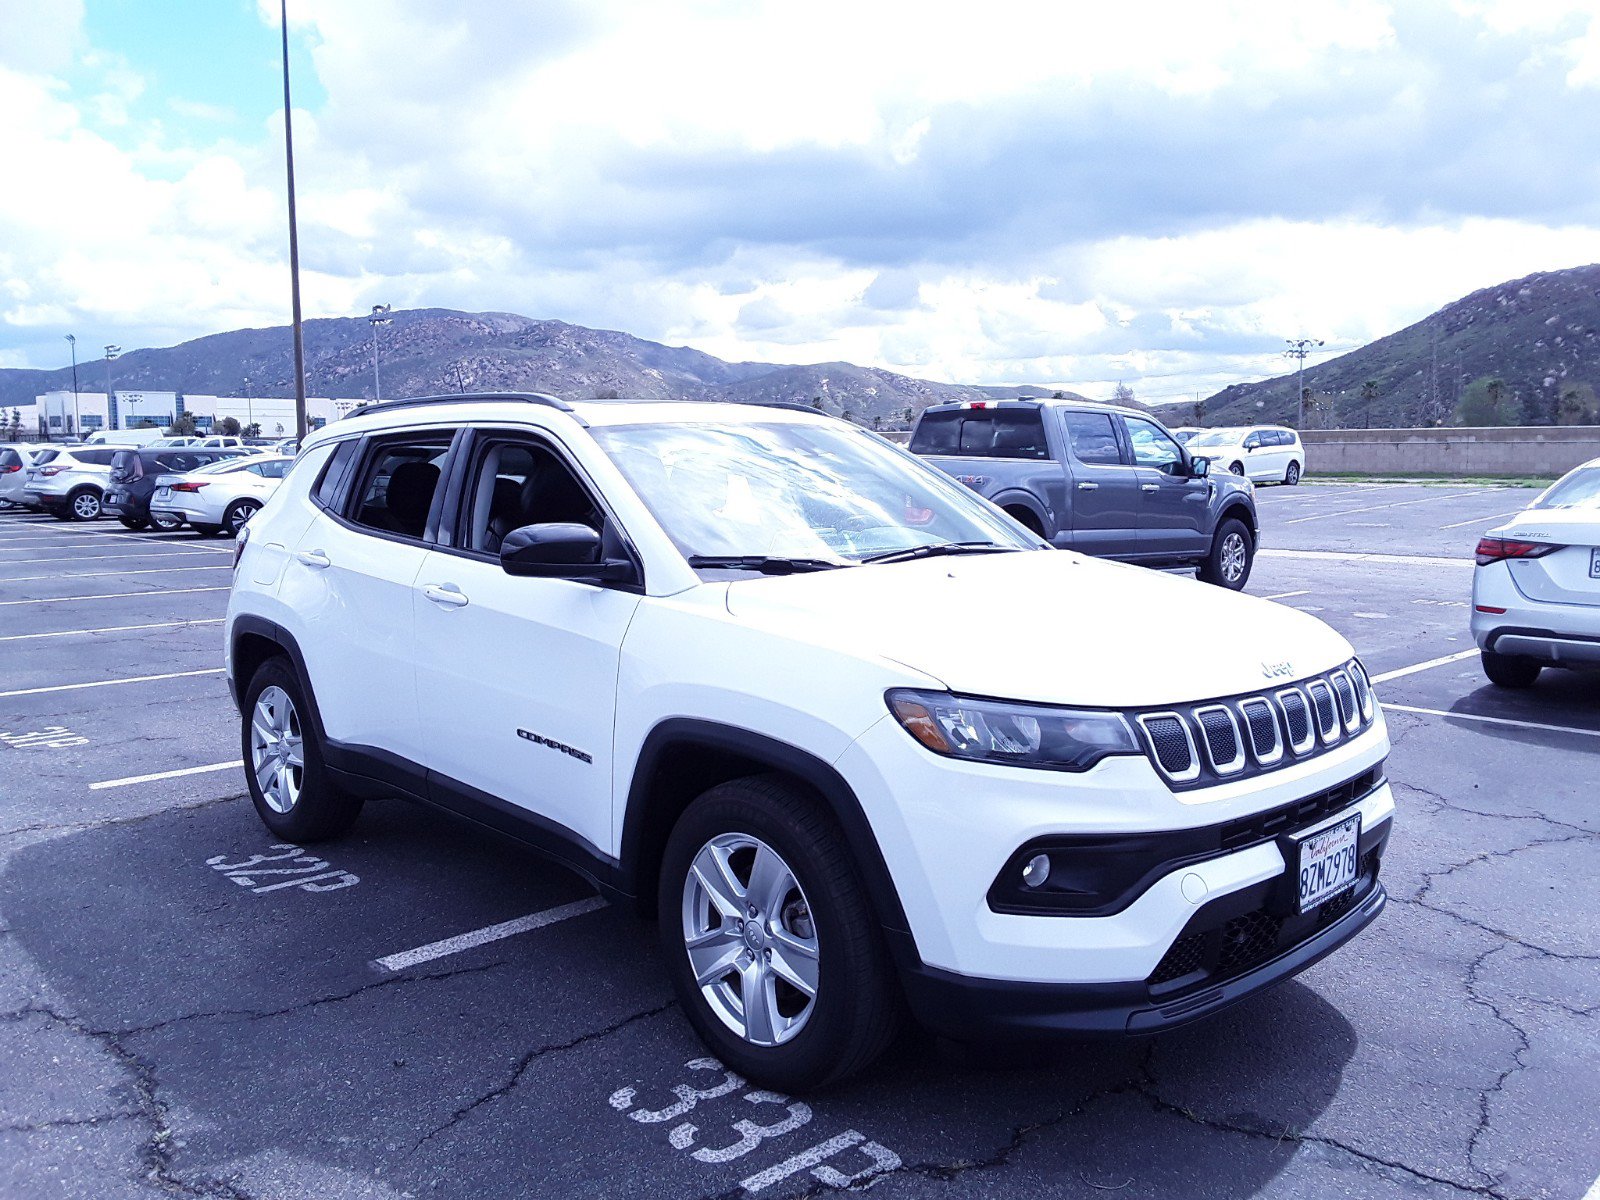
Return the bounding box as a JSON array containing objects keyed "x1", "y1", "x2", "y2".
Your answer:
[
  {"x1": 114, "y1": 391, "x2": 178, "y2": 431},
  {"x1": 34, "y1": 390, "x2": 112, "y2": 437},
  {"x1": 29, "y1": 391, "x2": 364, "y2": 440}
]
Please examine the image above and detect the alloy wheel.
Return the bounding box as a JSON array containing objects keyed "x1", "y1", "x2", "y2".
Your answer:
[
  {"x1": 229, "y1": 501, "x2": 261, "y2": 534},
  {"x1": 681, "y1": 833, "x2": 820, "y2": 1047},
  {"x1": 250, "y1": 685, "x2": 304, "y2": 814},
  {"x1": 1286, "y1": 462, "x2": 1300, "y2": 485},
  {"x1": 152, "y1": 513, "x2": 182, "y2": 532},
  {"x1": 72, "y1": 492, "x2": 100, "y2": 520},
  {"x1": 1221, "y1": 532, "x2": 1248, "y2": 582}
]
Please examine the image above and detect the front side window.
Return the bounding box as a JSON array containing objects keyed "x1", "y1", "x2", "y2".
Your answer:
[
  {"x1": 1243, "y1": 432, "x2": 1262, "y2": 450},
  {"x1": 1122, "y1": 417, "x2": 1185, "y2": 474},
  {"x1": 460, "y1": 439, "x2": 602, "y2": 554},
  {"x1": 594, "y1": 421, "x2": 1033, "y2": 564},
  {"x1": 347, "y1": 437, "x2": 453, "y2": 539},
  {"x1": 909, "y1": 409, "x2": 1049, "y2": 459},
  {"x1": 1063, "y1": 411, "x2": 1124, "y2": 466}
]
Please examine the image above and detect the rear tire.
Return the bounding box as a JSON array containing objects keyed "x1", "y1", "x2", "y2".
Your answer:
[
  {"x1": 119, "y1": 517, "x2": 149, "y2": 531},
  {"x1": 67, "y1": 489, "x2": 101, "y2": 521},
  {"x1": 1005, "y1": 507, "x2": 1044, "y2": 538},
  {"x1": 1198, "y1": 517, "x2": 1254, "y2": 589},
  {"x1": 151, "y1": 512, "x2": 183, "y2": 532},
  {"x1": 224, "y1": 499, "x2": 261, "y2": 536},
  {"x1": 240, "y1": 658, "x2": 363, "y2": 842},
  {"x1": 192, "y1": 523, "x2": 225, "y2": 537},
  {"x1": 1481, "y1": 650, "x2": 1541, "y2": 689},
  {"x1": 1284, "y1": 461, "x2": 1301, "y2": 486},
  {"x1": 658, "y1": 776, "x2": 900, "y2": 1092}
]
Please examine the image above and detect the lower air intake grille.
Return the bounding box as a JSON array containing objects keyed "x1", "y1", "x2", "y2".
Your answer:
[
  {"x1": 1217, "y1": 909, "x2": 1284, "y2": 974},
  {"x1": 1148, "y1": 933, "x2": 1207, "y2": 986}
]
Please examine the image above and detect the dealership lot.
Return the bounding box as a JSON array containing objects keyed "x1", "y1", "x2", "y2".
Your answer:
[{"x1": 0, "y1": 482, "x2": 1595, "y2": 1200}]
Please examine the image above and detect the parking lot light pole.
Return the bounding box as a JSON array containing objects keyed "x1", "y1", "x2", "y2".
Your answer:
[
  {"x1": 279, "y1": 0, "x2": 308, "y2": 441},
  {"x1": 369, "y1": 304, "x2": 392, "y2": 400},
  {"x1": 1285, "y1": 337, "x2": 1323, "y2": 428},
  {"x1": 64, "y1": 334, "x2": 80, "y2": 437},
  {"x1": 104, "y1": 344, "x2": 121, "y2": 431}
]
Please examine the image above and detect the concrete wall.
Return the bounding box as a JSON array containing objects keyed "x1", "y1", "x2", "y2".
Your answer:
[{"x1": 1300, "y1": 426, "x2": 1600, "y2": 477}]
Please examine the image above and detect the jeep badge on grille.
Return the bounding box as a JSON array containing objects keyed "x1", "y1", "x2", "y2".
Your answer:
[{"x1": 1261, "y1": 660, "x2": 1294, "y2": 680}]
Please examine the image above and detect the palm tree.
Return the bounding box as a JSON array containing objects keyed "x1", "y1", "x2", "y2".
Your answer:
[{"x1": 1359, "y1": 380, "x2": 1379, "y2": 427}]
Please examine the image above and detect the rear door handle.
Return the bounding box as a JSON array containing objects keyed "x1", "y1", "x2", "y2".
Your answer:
[
  {"x1": 1141, "y1": 483, "x2": 1160, "y2": 493},
  {"x1": 295, "y1": 549, "x2": 330, "y2": 569},
  {"x1": 423, "y1": 583, "x2": 469, "y2": 609},
  {"x1": 1076, "y1": 481, "x2": 1099, "y2": 491}
]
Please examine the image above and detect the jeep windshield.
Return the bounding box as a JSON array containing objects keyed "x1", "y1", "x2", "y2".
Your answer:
[{"x1": 592, "y1": 421, "x2": 1036, "y2": 567}]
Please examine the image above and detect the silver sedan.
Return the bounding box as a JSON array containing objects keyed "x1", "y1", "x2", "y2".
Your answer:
[{"x1": 149, "y1": 455, "x2": 294, "y2": 536}]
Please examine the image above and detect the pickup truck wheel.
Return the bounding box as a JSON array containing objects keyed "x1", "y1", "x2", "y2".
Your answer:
[
  {"x1": 1198, "y1": 518, "x2": 1253, "y2": 589},
  {"x1": 241, "y1": 659, "x2": 363, "y2": 841},
  {"x1": 659, "y1": 776, "x2": 900, "y2": 1091},
  {"x1": 1481, "y1": 650, "x2": 1541, "y2": 689},
  {"x1": 1284, "y1": 461, "x2": 1301, "y2": 486}
]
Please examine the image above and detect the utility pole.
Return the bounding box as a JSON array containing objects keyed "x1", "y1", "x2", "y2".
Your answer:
[
  {"x1": 243, "y1": 375, "x2": 254, "y2": 433},
  {"x1": 369, "y1": 304, "x2": 392, "y2": 399},
  {"x1": 279, "y1": 0, "x2": 308, "y2": 441},
  {"x1": 1284, "y1": 338, "x2": 1322, "y2": 428},
  {"x1": 64, "y1": 334, "x2": 79, "y2": 438},
  {"x1": 104, "y1": 345, "x2": 121, "y2": 430},
  {"x1": 451, "y1": 362, "x2": 468, "y2": 393}
]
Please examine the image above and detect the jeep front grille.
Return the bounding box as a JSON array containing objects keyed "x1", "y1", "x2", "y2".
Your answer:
[{"x1": 1132, "y1": 660, "x2": 1378, "y2": 790}]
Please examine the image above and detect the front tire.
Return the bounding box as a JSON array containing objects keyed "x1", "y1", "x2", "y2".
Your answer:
[
  {"x1": 1229, "y1": 460, "x2": 1245, "y2": 476},
  {"x1": 658, "y1": 776, "x2": 900, "y2": 1092},
  {"x1": 1198, "y1": 517, "x2": 1254, "y2": 589},
  {"x1": 1284, "y1": 461, "x2": 1301, "y2": 485},
  {"x1": 67, "y1": 489, "x2": 102, "y2": 521},
  {"x1": 240, "y1": 659, "x2": 363, "y2": 842},
  {"x1": 1481, "y1": 650, "x2": 1541, "y2": 689}
]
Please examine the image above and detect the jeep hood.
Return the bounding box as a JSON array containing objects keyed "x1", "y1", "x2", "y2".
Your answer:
[{"x1": 723, "y1": 550, "x2": 1352, "y2": 708}]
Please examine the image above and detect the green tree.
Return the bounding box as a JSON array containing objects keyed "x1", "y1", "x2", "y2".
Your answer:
[
  {"x1": 165, "y1": 412, "x2": 197, "y2": 437},
  {"x1": 1556, "y1": 382, "x2": 1598, "y2": 425},
  {"x1": 1454, "y1": 377, "x2": 1519, "y2": 426},
  {"x1": 1111, "y1": 381, "x2": 1135, "y2": 406},
  {"x1": 1358, "y1": 380, "x2": 1379, "y2": 426},
  {"x1": 217, "y1": 416, "x2": 242, "y2": 436},
  {"x1": 870, "y1": 414, "x2": 882, "y2": 431},
  {"x1": 902, "y1": 406, "x2": 914, "y2": 427},
  {"x1": 810, "y1": 395, "x2": 824, "y2": 409},
  {"x1": 244, "y1": 422, "x2": 262, "y2": 438}
]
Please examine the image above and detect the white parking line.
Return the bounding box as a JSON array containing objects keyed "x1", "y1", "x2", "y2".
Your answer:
[
  {"x1": 0, "y1": 564, "x2": 233, "y2": 582},
  {"x1": 1582, "y1": 1171, "x2": 1599, "y2": 1200},
  {"x1": 1263, "y1": 590, "x2": 1310, "y2": 600},
  {"x1": 1260, "y1": 548, "x2": 1472, "y2": 568},
  {"x1": 1438, "y1": 510, "x2": 1522, "y2": 530},
  {"x1": 89, "y1": 760, "x2": 243, "y2": 790},
  {"x1": 0, "y1": 618, "x2": 225, "y2": 642},
  {"x1": 1383, "y1": 702, "x2": 1600, "y2": 739},
  {"x1": 1283, "y1": 490, "x2": 1485, "y2": 524},
  {"x1": 1370, "y1": 649, "x2": 1479, "y2": 683},
  {"x1": 374, "y1": 896, "x2": 609, "y2": 972},
  {"x1": 0, "y1": 530, "x2": 231, "y2": 552},
  {"x1": 0, "y1": 550, "x2": 223, "y2": 564},
  {"x1": 0, "y1": 586, "x2": 230, "y2": 606},
  {"x1": 0, "y1": 668, "x2": 225, "y2": 698}
]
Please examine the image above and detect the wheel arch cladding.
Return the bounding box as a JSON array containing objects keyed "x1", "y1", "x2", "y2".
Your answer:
[
  {"x1": 1219, "y1": 502, "x2": 1257, "y2": 538},
  {"x1": 619, "y1": 719, "x2": 914, "y2": 944},
  {"x1": 229, "y1": 617, "x2": 327, "y2": 741}
]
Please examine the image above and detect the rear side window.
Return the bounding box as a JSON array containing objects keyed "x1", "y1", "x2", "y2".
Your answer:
[
  {"x1": 313, "y1": 440, "x2": 360, "y2": 509},
  {"x1": 76, "y1": 449, "x2": 117, "y2": 466},
  {"x1": 909, "y1": 409, "x2": 1048, "y2": 459},
  {"x1": 32, "y1": 450, "x2": 59, "y2": 466},
  {"x1": 251, "y1": 459, "x2": 291, "y2": 479},
  {"x1": 346, "y1": 436, "x2": 454, "y2": 540},
  {"x1": 1063, "y1": 412, "x2": 1124, "y2": 466}
]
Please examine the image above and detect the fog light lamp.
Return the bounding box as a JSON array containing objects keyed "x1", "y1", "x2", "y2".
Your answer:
[{"x1": 1021, "y1": 853, "x2": 1051, "y2": 889}]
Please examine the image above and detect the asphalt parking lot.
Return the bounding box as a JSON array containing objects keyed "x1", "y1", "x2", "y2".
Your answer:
[{"x1": 0, "y1": 480, "x2": 1595, "y2": 1200}]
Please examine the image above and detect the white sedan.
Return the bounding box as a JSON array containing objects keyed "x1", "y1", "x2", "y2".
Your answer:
[
  {"x1": 150, "y1": 454, "x2": 294, "y2": 537},
  {"x1": 1471, "y1": 457, "x2": 1600, "y2": 687}
]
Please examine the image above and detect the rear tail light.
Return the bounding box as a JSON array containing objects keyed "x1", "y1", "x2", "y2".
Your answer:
[
  {"x1": 1, "y1": 464, "x2": 18, "y2": 474},
  {"x1": 172, "y1": 482, "x2": 208, "y2": 493},
  {"x1": 38, "y1": 465, "x2": 66, "y2": 477},
  {"x1": 1474, "y1": 537, "x2": 1559, "y2": 566}
]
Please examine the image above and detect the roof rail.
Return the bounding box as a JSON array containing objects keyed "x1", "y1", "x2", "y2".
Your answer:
[{"x1": 344, "y1": 392, "x2": 572, "y2": 419}]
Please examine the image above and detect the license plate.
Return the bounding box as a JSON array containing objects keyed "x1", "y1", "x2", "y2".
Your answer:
[
  {"x1": 1292, "y1": 814, "x2": 1360, "y2": 914},
  {"x1": 156, "y1": 487, "x2": 171, "y2": 500},
  {"x1": 1590, "y1": 547, "x2": 1600, "y2": 580}
]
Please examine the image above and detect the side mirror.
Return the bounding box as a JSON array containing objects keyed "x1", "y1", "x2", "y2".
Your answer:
[
  {"x1": 1188, "y1": 456, "x2": 1211, "y2": 479},
  {"x1": 500, "y1": 523, "x2": 637, "y2": 584}
]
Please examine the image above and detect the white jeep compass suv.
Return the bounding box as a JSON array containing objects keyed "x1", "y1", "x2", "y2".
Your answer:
[{"x1": 225, "y1": 393, "x2": 1393, "y2": 1090}]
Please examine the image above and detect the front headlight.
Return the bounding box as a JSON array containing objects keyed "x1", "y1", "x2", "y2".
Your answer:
[{"x1": 886, "y1": 689, "x2": 1139, "y2": 772}]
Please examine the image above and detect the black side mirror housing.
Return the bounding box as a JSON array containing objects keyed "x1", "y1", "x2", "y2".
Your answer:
[
  {"x1": 1188, "y1": 456, "x2": 1211, "y2": 479},
  {"x1": 500, "y1": 523, "x2": 637, "y2": 583}
]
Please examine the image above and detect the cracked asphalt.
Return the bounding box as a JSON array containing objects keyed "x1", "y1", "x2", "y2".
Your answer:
[{"x1": 0, "y1": 480, "x2": 1595, "y2": 1200}]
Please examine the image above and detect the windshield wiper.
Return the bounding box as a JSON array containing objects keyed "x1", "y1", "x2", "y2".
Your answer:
[
  {"x1": 860, "y1": 541, "x2": 1018, "y2": 564},
  {"x1": 687, "y1": 555, "x2": 846, "y2": 575}
]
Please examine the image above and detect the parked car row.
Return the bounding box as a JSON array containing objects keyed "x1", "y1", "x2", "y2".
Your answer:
[{"x1": 0, "y1": 440, "x2": 291, "y2": 535}]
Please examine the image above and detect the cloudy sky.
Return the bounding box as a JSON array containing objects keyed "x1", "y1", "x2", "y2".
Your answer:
[{"x1": 5, "y1": 0, "x2": 1600, "y2": 403}]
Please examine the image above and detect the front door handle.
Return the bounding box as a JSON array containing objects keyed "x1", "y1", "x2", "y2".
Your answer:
[
  {"x1": 1141, "y1": 483, "x2": 1160, "y2": 493},
  {"x1": 423, "y1": 583, "x2": 469, "y2": 609},
  {"x1": 296, "y1": 549, "x2": 330, "y2": 569},
  {"x1": 1076, "y1": 481, "x2": 1099, "y2": 491}
]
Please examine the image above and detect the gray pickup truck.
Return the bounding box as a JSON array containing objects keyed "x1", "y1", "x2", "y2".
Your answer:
[{"x1": 908, "y1": 398, "x2": 1261, "y2": 588}]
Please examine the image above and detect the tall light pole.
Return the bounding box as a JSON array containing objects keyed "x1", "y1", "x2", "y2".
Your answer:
[
  {"x1": 64, "y1": 334, "x2": 80, "y2": 438},
  {"x1": 243, "y1": 375, "x2": 255, "y2": 434},
  {"x1": 1284, "y1": 337, "x2": 1323, "y2": 428},
  {"x1": 369, "y1": 304, "x2": 392, "y2": 399},
  {"x1": 279, "y1": 0, "x2": 308, "y2": 441},
  {"x1": 104, "y1": 345, "x2": 121, "y2": 431}
]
